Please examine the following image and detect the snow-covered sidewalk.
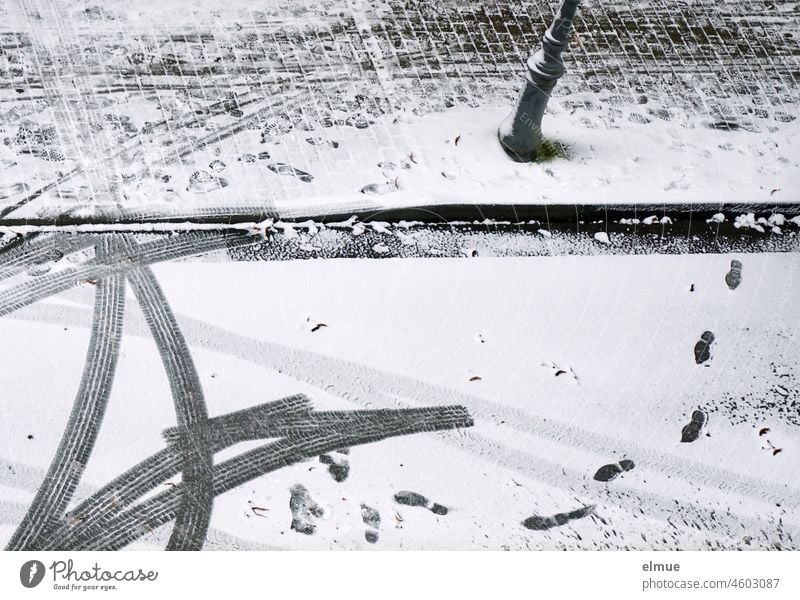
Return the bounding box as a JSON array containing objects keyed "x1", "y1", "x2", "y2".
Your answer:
[{"x1": 0, "y1": 0, "x2": 797, "y2": 221}]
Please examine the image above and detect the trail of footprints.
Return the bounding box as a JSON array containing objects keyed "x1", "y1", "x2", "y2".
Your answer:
[
  {"x1": 281, "y1": 259, "x2": 779, "y2": 544},
  {"x1": 287, "y1": 483, "x2": 451, "y2": 543},
  {"x1": 693, "y1": 261, "x2": 743, "y2": 365},
  {"x1": 288, "y1": 440, "x2": 451, "y2": 543}
]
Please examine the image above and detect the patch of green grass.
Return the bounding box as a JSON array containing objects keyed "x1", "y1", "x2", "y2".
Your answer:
[{"x1": 533, "y1": 139, "x2": 570, "y2": 162}]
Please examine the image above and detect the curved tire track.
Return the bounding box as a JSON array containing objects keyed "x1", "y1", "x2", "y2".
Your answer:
[
  {"x1": 66, "y1": 406, "x2": 473, "y2": 550},
  {"x1": 45, "y1": 402, "x2": 468, "y2": 549},
  {"x1": 125, "y1": 260, "x2": 214, "y2": 552},
  {"x1": 5, "y1": 235, "x2": 125, "y2": 550},
  {"x1": 0, "y1": 233, "x2": 96, "y2": 282},
  {"x1": 42, "y1": 394, "x2": 314, "y2": 550},
  {"x1": 0, "y1": 231, "x2": 254, "y2": 319}
]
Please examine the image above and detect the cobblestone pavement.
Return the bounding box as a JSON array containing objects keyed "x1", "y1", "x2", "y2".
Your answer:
[{"x1": 0, "y1": 0, "x2": 797, "y2": 219}]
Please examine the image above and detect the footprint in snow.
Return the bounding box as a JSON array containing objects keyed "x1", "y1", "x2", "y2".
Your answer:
[
  {"x1": 694, "y1": 331, "x2": 715, "y2": 365},
  {"x1": 319, "y1": 448, "x2": 350, "y2": 482},
  {"x1": 267, "y1": 162, "x2": 313, "y2": 183},
  {"x1": 344, "y1": 116, "x2": 372, "y2": 129},
  {"x1": 394, "y1": 490, "x2": 448, "y2": 515},
  {"x1": 26, "y1": 248, "x2": 64, "y2": 277},
  {"x1": 306, "y1": 137, "x2": 339, "y2": 149},
  {"x1": 289, "y1": 484, "x2": 325, "y2": 535},
  {"x1": 523, "y1": 505, "x2": 596, "y2": 530},
  {"x1": 360, "y1": 181, "x2": 398, "y2": 195},
  {"x1": 593, "y1": 459, "x2": 635, "y2": 482},
  {"x1": 725, "y1": 260, "x2": 743, "y2": 290},
  {"x1": 360, "y1": 503, "x2": 381, "y2": 544},
  {"x1": 680, "y1": 409, "x2": 707, "y2": 443},
  {"x1": 187, "y1": 170, "x2": 228, "y2": 193}
]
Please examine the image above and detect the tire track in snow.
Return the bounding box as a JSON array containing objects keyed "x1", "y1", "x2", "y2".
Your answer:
[
  {"x1": 124, "y1": 254, "x2": 214, "y2": 552},
  {"x1": 162, "y1": 405, "x2": 465, "y2": 446},
  {"x1": 0, "y1": 458, "x2": 96, "y2": 497},
  {"x1": 42, "y1": 394, "x2": 314, "y2": 550},
  {"x1": 0, "y1": 233, "x2": 95, "y2": 282},
  {"x1": 5, "y1": 235, "x2": 125, "y2": 550},
  {"x1": 65, "y1": 407, "x2": 473, "y2": 550},
  {"x1": 46, "y1": 401, "x2": 468, "y2": 550},
  {"x1": 13, "y1": 299, "x2": 799, "y2": 536},
  {"x1": 0, "y1": 472, "x2": 278, "y2": 551},
  {"x1": 133, "y1": 522, "x2": 283, "y2": 551},
  {"x1": 0, "y1": 231, "x2": 254, "y2": 319}
]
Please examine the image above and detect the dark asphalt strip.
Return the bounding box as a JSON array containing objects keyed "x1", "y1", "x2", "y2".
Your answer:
[
  {"x1": 5, "y1": 236, "x2": 126, "y2": 550},
  {"x1": 1, "y1": 202, "x2": 797, "y2": 228}
]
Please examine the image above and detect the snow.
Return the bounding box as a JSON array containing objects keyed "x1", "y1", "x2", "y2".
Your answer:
[
  {"x1": 0, "y1": 0, "x2": 798, "y2": 555},
  {"x1": 2, "y1": 251, "x2": 798, "y2": 549},
  {"x1": 1, "y1": 0, "x2": 798, "y2": 221},
  {"x1": 15, "y1": 104, "x2": 797, "y2": 220},
  {"x1": 593, "y1": 231, "x2": 611, "y2": 245}
]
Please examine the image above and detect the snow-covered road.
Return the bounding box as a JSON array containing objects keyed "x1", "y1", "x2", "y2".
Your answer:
[{"x1": 1, "y1": 235, "x2": 798, "y2": 550}]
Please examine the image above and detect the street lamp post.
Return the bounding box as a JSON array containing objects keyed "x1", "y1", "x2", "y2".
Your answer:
[{"x1": 498, "y1": 0, "x2": 581, "y2": 162}]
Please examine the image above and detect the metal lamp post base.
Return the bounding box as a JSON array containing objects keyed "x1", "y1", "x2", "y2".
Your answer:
[{"x1": 498, "y1": 0, "x2": 581, "y2": 162}]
